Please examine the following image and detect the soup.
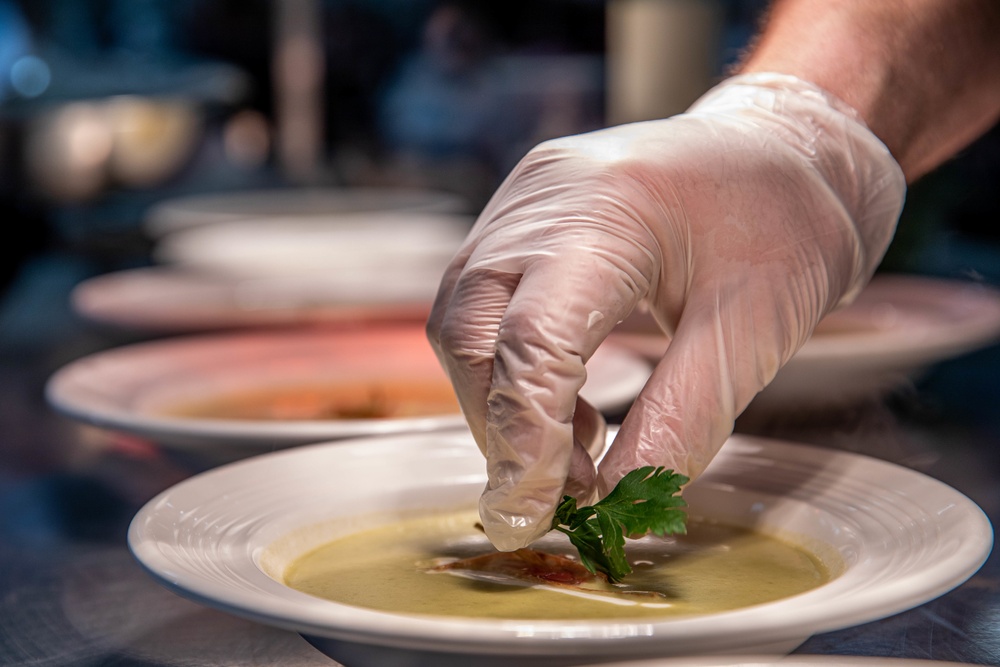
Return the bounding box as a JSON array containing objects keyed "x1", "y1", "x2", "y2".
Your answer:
[
  {"x1": 159, "y1": 380, "x2": 461, "y2": 420},
  {"x1": 282, "y1": 509, "x2": 833, "y2": 620}
]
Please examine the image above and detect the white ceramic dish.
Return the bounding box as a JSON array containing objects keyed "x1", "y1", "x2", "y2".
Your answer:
[
  {"x1": 152, "y1": 210, "x2": 472, "y2": 279},
  {"x1": 586, "y1": 658, "x2": 972, "y2": 667},
  {"x1": 70, "y1": 266, "x2": 440, "y2": 332},
  {"x1": 143, "y1": 186, "x2": 469, "y2": 236},
  {"x1": 128, "y1": 431, "x2": 992, "y2": 667},
  {"x1": 45, "y1": 325, "x2": 651, "y2": 462},
  {"x1": 609, "y1": 274, "x2": 1000, "y2": 414}
]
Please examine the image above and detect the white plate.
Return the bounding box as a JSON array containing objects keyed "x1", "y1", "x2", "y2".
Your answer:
[
  {"x1": 70, "y1": 266, "x2": 440, "y2": 332},
  {"x1": 586, "y1": 658, "x2": 972, "y2": 667},
  {"x1": 152, "y1": 210, "x2": 473, "y2": 279},
  {"x1": 609, "y1": 275, "x2": 1000, "y2": 414},
  {"x1": 143, "y1": 186, "x2": 469, "y2": 236},
  {"x1": 128, "y1": 431, "x2": 992, "y2": 667},
  {"x1": 75, "y1": 207, "x2": 476, "y2": 332},
  {"x1": 45, "y1": 325, "x2": 651, "y2": 462}
]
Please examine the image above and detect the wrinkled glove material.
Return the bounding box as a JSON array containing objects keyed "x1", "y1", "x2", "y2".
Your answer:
[{"x1": 427, "y1": 72, "x2": 906, "y2": 551}]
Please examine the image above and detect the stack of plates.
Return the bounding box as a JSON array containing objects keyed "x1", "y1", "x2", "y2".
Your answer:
[{"x1": 73, "y1": 188, "x2": 476, "y2": 332}]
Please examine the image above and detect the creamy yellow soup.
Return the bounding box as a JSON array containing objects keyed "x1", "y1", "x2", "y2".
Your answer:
[
  {"x1": 159, "y1": 380, "x2": 460, "y2": 420},
  {"x1": 282, "y1": 510, "x2": 833, "y2": 620}
]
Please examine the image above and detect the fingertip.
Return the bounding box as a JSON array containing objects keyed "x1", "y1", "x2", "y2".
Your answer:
[{"x1": 478, "y1": 493, "x2": 553, "y2": 551}]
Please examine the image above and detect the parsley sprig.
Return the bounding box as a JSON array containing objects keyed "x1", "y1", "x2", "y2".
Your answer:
[{"x1": 551, "y1": 466, "x2": 688, "y2": 582}]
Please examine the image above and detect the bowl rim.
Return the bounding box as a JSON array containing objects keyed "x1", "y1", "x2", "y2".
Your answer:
[{"x1": 127, "y1": 431, "x2": 994, "y2": 658}]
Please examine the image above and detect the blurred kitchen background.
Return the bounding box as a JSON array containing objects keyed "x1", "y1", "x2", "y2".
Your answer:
[{"x1": 1, "y1": 0, "x2": 999, "y2": 436}]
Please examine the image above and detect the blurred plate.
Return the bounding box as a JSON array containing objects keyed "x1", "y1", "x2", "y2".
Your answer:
[
  {"x1": 127, "y1": 431, "x2": 991, "y2": 667},
  {"x1": 609, "y1": 275, "x2": 1000, "y2": 413},
  {"x1": 71, "y1": 266, "x2": 439, "y2": 333},
  {"x1": 45, "y1": 325, "x2": 651, "y2": 463},
  {"x1": 151, "y1": 210, "x2": 472, "y2": 278},
  {"x1": 76, "y1": 209, "x2": 476, "y2": 332},
  {"x1": 144, "y1": 187, "x2": 469, "y2": 237}
]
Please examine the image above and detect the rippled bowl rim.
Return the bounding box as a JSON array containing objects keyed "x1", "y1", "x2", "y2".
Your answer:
[
  {"x1": 565, "y1": 657, "x2": 974, "y2": 667},
  {"x1": 128, "y1": 431, "x2": 993, "y2": 659}
]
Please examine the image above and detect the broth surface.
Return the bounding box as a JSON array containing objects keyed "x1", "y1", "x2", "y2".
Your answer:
[
  {"x1": 160, "y1": 380, "x2": 460, "y2": 420},
  {"x1": 283, "y1": 510, "x2": 832, "y2": 620}
]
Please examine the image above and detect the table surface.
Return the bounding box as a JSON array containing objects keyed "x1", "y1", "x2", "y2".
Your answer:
[{"x1": 1, "y1": 293, "x2": 998, "y2": 667}]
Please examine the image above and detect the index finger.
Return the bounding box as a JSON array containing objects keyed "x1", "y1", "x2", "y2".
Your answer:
[
  {"x1": 427, "y1": 261, "x2": 521, "y2": 453},
  {"x1": 477, "y1": 253, "x2": 642, "y2": 549}
]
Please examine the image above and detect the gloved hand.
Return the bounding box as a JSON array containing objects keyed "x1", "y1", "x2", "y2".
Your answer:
[{"x1": 427, "y1": 72, "x2": 906, "y2": 551}]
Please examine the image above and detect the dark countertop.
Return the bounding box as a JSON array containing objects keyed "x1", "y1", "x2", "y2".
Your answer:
[{"x1": 1, "y1": 256, "x2": 998, "y2": 667}]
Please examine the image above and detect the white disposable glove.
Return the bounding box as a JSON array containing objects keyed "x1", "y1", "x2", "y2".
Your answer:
[{"x1": 427, "y1": 73, "x2": 906, "y2": 551}]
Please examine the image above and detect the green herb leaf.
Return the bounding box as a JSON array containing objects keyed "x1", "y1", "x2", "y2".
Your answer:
[{"x1": 550, "y1": 466, "x2": 688, "y2": 582}]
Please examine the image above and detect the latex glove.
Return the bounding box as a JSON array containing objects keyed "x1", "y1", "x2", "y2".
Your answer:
[{"x1": 427, "y1": 72, "x2": 906, "y2": 551}]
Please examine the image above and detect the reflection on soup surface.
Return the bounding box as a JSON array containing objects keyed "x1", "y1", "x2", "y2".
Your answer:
[
  {"x1": 283, "y1": 510, "x2": 833, "y2": 620},
  {"x1": 160, "y1": 380, "x2": 460, "y2": 420}
]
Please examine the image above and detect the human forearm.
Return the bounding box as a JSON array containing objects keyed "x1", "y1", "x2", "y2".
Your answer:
[{"x1": 741, "y1": 0, "x2": 1000, "y2": 182}]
